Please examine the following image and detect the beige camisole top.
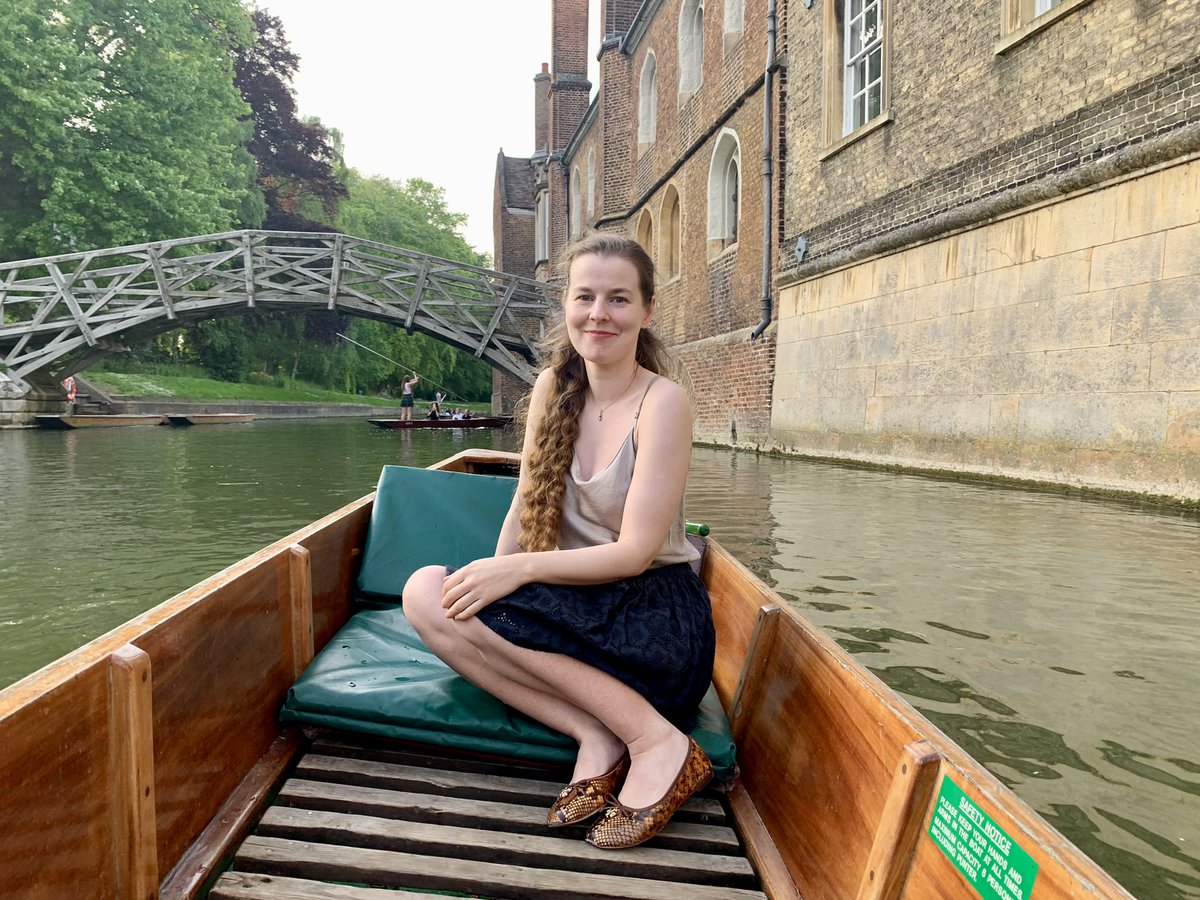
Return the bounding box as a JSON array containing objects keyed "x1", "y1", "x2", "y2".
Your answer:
[{"x1": 558, "y1": 377, "x2": 700, "y2": 568}]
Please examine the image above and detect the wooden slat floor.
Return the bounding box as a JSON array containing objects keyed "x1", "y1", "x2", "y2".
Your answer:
[{"x1": 209, "y1": 736, "x2": 767, "y2": 900}]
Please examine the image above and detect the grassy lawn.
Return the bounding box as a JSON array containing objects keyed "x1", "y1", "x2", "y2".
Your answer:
[{"x1": 87, "y1": 372, "x2": 408, "y2": 407}]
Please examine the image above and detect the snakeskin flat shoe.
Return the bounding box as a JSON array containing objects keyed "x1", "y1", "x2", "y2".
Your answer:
[
  {"x1": 585, "y1": 736, "x2": 713, "y2": 849},
  {"x1": 546, "y1": 752, "x2": 631, "y2": 827}
]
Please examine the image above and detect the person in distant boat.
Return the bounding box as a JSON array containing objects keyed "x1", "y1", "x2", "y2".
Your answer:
[
  {"x1": 404, "y1": 234, "x2": 713, "y2": 851},
  {"x1": 400, "y1": 373, "x2": 420, "y2": 421}
]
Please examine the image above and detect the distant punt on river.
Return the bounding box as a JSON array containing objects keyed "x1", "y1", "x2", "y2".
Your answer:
[
  {"x1": 367, "y1": 416, "x2": 512, "y2": 430},
  {"x1": 165, "y1": 414, "x2": 255, "y2": 426},
  {"x1": 34, "y1": 414, "x2": 166, "y2": 430}
]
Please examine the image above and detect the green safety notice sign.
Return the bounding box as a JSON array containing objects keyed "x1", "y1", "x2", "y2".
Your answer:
[{"x1": 928, "y1": 775, "x2": 1040, "y2": 900}]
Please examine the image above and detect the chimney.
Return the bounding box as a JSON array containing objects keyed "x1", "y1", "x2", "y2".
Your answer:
[
  {"x1": 534, "y1": 63, "x2": 551, "y2": 154},
  {"x1": 550, "y1": 0, "x2": 590, "y2": 152},
  {"x1": 602, "y1": 0, "x2": 642, "y2": 38}
]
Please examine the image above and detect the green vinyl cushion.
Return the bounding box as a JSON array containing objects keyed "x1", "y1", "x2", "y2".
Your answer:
[
  {"x1": 281, "y1": 605, "x2": 737, "y2": 780},
  {"x1": 282, "y1": 463, "x2": 737, "y2": 781},
  {"x1": 356, "y1": 465, "x2": 519, "y2": 605}
]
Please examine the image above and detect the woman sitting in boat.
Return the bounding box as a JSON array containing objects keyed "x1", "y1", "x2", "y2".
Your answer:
[{"x1": 403, "y1": 234, "x2": 714, "y2": 850}]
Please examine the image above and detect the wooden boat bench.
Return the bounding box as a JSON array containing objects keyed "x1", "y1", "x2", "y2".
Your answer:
[{"x1": 213, "y1": 464, "x2": 752, "y2": 898}]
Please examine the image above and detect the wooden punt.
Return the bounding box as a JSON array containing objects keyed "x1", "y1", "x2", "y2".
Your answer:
[
  {"x1": 34, "y1": 414, "x2": 166, "y2": 429},
  {"x1": 367, "y1": 416, "x2": 512, "y2": 429},
  {"x1": 165, "y1": 414, "x2": 255, "y2": 426},
  {"x1": 0, "y1": 449, "x2": 1134, "y2": 899}
]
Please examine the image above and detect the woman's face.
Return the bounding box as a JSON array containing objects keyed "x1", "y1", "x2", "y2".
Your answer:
[{"x1": 564, "y1": 253, "x2": 654, "y2": 368}]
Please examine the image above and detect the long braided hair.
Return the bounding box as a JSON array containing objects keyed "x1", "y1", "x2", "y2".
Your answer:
[{"x1": 517, "y1": 234, "x2": 675, "y2": 552}]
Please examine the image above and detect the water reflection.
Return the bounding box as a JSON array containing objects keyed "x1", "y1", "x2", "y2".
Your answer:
[
  {"x1": 738, "y1": 449, "x2": 1200, "y2": 900},
  {"x1": 0, "y1": 419, "x2": 520, "y2": 685}
]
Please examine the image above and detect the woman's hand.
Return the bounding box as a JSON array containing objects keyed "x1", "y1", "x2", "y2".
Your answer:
[{"x1": 441, "y1": 555, "x2": 530, "y2": 620}]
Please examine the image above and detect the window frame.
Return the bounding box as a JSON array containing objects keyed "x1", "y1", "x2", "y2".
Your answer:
[
  {"x1": 821, "y1": 0, "x2": 892, "y2": 157},
  {"x1": 569, "y1": 167, "x2": 582, "y2": 238},
  {"x1": 707, "y1": 129, "x2": 741, "y2": 257},
  {"x1": 679, "y1": 0, "x2": 705, "y2": 97},
  {"x1": 639, "y1": 52, "x2": 658, "y2": 147},
  {"x1": 586, "y1": 148, "x2": 596, "y2": 219},
  {"x1": 636, "y1": 209, "x2": 656, "y2": 261},
  {"x1": 996, "y1": 0, "x2": 1094, "y2": 54},
  {"x1": 535, "y1": 191, "x2": 550, "y2": 263},
  {"x1": 661, "y1": 185, "x2": 682, "y2": 281},
  {"x1": 724, "y1": 0, "x2": 744, "y2": 52}
]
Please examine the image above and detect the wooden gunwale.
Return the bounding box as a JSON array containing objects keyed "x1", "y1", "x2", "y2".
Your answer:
[{"x1": 0, "y1": 448, "x2": 1134, "y2": 899}]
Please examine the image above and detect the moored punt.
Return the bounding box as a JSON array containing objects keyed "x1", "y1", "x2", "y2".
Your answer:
[
  {"x1": 0, "y1": 449, "x2": 1135, "y2": 899},
  {"x1": 34, "y1": 414, "x2": 165, "y2": 429},
  {"x1": 367, "y1": 416, "x2": 512, "y2": 429},
  {"x1": 165, "y1": 414, "x2": 256, "y2": 426}
]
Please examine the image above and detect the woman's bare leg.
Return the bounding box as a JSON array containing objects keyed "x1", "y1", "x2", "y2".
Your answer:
[
  {"x1": 404, "y1": 565, "x2": 693, "y2": 803},
  {"x1": 403, "y1": 566, "x2": 625, "y2": 781},
  {"x1": 447, "y1": 605, "x2": 692, "y2": 807}
]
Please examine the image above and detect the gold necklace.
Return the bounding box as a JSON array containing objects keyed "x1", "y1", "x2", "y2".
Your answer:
[{"x1": 590, "y1": 367, "x2": 640, "y2": 421}]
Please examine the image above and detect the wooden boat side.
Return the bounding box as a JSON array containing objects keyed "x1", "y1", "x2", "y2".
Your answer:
[
  {"x1": 0, "y1": 495, "x2": 370, "y2": 899},
  {"x1": 701, "y1": 539, "x2": 1132, "y2": 899},
  {"x1": 165, "y1": 414, "x2": 255, "y2": 426},
  {"x1": 34, "y1": 414, "x2": 166, "y2": 429},
  {"x1": 366, "y1": 416, "x2": 512, "y2": 430}
]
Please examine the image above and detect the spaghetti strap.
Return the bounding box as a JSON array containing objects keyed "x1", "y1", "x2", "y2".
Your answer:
[{"x1": 632, "y1": 375, "x2": 661, "y2": 421}]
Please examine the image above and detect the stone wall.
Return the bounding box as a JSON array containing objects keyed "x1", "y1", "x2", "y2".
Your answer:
[
  {"x1": 779, "y1": 0, "x2": 1200, "y2": 275},
  {"x1": 772, "y1": 158, "x2": 1200, "y2": 500}
]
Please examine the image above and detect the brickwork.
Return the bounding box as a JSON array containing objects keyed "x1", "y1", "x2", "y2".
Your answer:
[
  {"x1": 602, "y1": 0, "x2": 643, "y2": 37},
  {"x1": 551, "y1": 0, "x2": 591, "y2": 152},
  {"x1": 678, "y1": 328, "x2": 777, "y2": 445},
  {"x1": 498, "y1": 0, "x2": 783, "y2": 448},
  {"x1": 780, "y1": 0, "x2": 1200, "y2": 275},
  {"x1": 600, "y1": 47, "x2": 634, "y2": 217},
  {"x1": 493, "y1": 157, "x2": 536, "y2": 279},
  {"x1": 772, "y1": 159, "x2": 1200, "y2": 500},
  {"x1": 649, "y1": 98, "x2": 772, "y2": 344}
]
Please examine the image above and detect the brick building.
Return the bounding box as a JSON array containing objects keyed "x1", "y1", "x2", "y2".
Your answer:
[
  {"x1": 495, "y1": 0, "x2": 1200, "y2": 499},
  {"x1": 773, "y1": 0, "x2": 1200, "y2": 499},
  {"x1": 493, "y1": 0, "x2": 781, "y2": 444}
]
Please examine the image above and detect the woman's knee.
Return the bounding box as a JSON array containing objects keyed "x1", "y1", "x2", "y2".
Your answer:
[{"x1": 402, "y1": 565, "x2": 448, "y2": 636}]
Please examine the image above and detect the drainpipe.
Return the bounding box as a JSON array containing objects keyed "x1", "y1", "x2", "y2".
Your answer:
[{"x1": 751, "y1": 0, "x2": 778, "y2": 341}]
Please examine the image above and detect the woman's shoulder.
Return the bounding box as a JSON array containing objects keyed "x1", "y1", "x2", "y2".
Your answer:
[{"x1": 642, "y1": 373, "x2": 689, "y2": 409}]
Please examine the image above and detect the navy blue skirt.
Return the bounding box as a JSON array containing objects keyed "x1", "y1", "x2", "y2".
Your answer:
[{"x1": 473, "y1": 562, "x2": 715, "y2": 731}]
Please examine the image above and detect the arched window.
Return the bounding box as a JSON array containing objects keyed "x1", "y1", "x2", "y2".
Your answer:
[
  {"x1": 679, "y1": 0, "x2": 704, "y2": 95},
  {"x1": 535, "y1": 191, "x2": 550, "y2": 262},
  {"x1": 724, "y1": 0, "x2": 744, "y2": 36},
  {"x1": 638, "y1": 53, "x2": 658, "y2": 145},
  {"x1": 636, "y1": 209, "x2": 655, "y2": 261},
  {"x1": 570, "y1": 167, "x2": 582, "y2": 238},
  {"x1": 707, "y1": 130, "x2": 740, "y2": 252},
  {"x1": 662, "y1": 186, "x2": 681, "y2": 280},
  {"x1": 586, "y1": 149, "x2": 596, "y2": 218}
]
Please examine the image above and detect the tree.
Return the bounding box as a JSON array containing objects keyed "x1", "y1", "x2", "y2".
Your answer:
[
  {"x1": 0, "y1": 0, "x2": 262, "y2": 260},
  {"x1": 338, "y1": 174, "x2": 488, "y2": 266},
  {"x1": 233, "y1": 8, "x2": 345, "y2": 232}
]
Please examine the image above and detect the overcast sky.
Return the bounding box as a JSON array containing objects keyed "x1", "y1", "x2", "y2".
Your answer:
[{"x1": 261, "y1": 0, "x2": 601, "y2": 256}]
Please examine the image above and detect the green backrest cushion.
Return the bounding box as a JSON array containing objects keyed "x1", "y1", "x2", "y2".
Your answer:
[{"x1": 356, "y1": 465, "x2": 518, "y2": 604}]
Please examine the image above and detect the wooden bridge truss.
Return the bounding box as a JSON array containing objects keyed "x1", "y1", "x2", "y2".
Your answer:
[{"x1": 0, "y1": 231, "x2": 558, "y2": 394}]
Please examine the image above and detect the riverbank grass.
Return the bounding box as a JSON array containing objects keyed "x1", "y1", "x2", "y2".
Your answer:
[{"x1": 88, "y1": 372, "x2": 409, "y2": 407}]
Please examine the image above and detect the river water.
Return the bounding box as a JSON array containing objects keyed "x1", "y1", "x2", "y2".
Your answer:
[{"x1": 0, "y1": 418, "x2": 1196, "y2": 898}]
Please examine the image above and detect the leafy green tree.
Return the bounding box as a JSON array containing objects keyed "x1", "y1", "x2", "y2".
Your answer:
[
  {"x1": 0, "y1": 0, "x2": 262, "y2": 260},
  {"x1": 338, "y1": 174, "x2": 487, "y2": 266},
  {"x1": 334, "y1": 174, "x2": 493, "y2": 400}
]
